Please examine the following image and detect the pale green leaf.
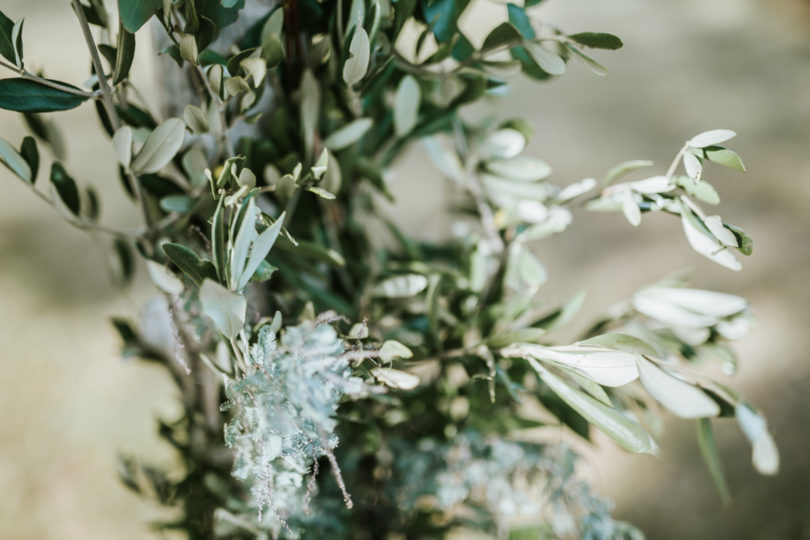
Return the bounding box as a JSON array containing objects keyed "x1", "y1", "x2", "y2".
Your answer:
[
  {"x1": 379, "y1": 340, "x2": 413, "y2": 362},
  {"x1": 637, "y1": 357, "x2": 720, "y2": 418},
  {"x1": 130, "y1": 118, "x2": 186, "y2": 174},
  {"x1": 323, "y1": 118, "x2": 373, "y2": 150},
  {"x1": 199, "y1": 279, "x2": 246, "y2": 338},
  {"x1": 0, "y1": 137, "x2": 31, "y2": 182},
  {"x1": 394, "y1": 75, "x2": 420, "y2": 137},
  {"x1": 688, "y1": 129, "x2": 736, "y2": 148},
  {"x1": 343, "y1": 27, "x2": 370, "y2": 86}
]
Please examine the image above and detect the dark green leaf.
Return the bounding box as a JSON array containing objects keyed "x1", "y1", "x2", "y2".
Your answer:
[
  {"x1": 725, "y1": 223, "x2": 753, "y2": 256},
  {"x1": 568, "y1": 32, "x2": 623, "y2": 50},
  {"x1": 117, "y1": 0, "x2": 161, "y2": 33},
  {"x1": 113, "y1": 21, "x2": 136, "y2": 84},
  {"x1": 85, "y1": 186, "x2": 100, "y2": 221},
  {"x1": 0, "y1": 78, "x2": 90, "y2": 113},
  {"x1": 112, "y1": 237, "x2": 135, "y2": 285},
  {"x1": 162, "y1": 243, "x2": 218, "y2": 286},
  {"x1": 507, "y1": 3, "x2": 535, "y2": 39},
  {"x1": 50, "y1": 163, "x2": 80, "y2": 216},
  {"x1": 19, "y1": 135, "x2": 38, "y2": 181},
  {"x1": 0, "y1": 10, "x2": 15, "y2": 64},
  {"x1": 250, "y1": 259, "x2": 277, "y2": 283},
  {"x1": 482, "y1": 22, "x2": 522, "y2": 51}
]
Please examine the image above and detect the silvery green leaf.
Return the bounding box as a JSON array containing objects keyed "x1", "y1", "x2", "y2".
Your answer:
[
  {"x1": 636, "y1": 286, "x2": 747, "y2": 319},
  {"x1": 0, "y1": 137, "x2": 31, "y2": 182},
  {"x1": 513, "y1": 344, "x2": 640, "y2": 387},
  {"x1": 240, "y1": 56, "x2": 267, "y2": 87},
  {"x1": 343, "y1": 27, "x2": 370, "y2": 86},
  {"x1": 676, "y1": 175, "x2": 720, "y2": 205},
  {"x1": 237, "y1": 168, "x2": 256, "y2": 189},
  {"x1": 629, "y1": 175, "x2": 673, "y2": 194},
  {"x1": 530, "y1": 360, "x2": 653, "y2": 453},
  {"x1": 300, "y1": 70, "x2": 319, "y2": 158},
  {"x1": 557, "y1": 177, "x2": 596, "y2": 202},
  {"x1": 371, "y1": 367, "x2": 419, "y2": 390},
  {"x1": 183, "y1": 104, "x2": 209, "y2": 134},
  {"x1": 688, "y1": 129, "x2": 736, "y2": 148},
  {"x1": 603, "y1": 160, "x2": 654, "y2": 185},
  {"x1": 703, "y1": 215, "x2": 738, "y2": 246},
  {"x1": 716, "y1": 316, "x2": 753, "y2": 340},
  {"x1": 345, "y1": 0, "x2": 365, "y2": 37},
  {"x1": 312, "y1": 148, "x2": 328, "y2": 179},
  {"x1": 394, "y1": 75, "x2": 420, "y2": 137},
  {"x1": 423, "y1": 136, "x2": 465, "y2": 181},
  {"x1": 323, "y1": 118, "x2": 373, "y2": 150},
  {"x1": 565, "y1": 369, "x2": 613, "y2": 406},
  {"x1": 704, "y1": 147, "x2": 745, "y2": 172},
  {"x1": 483, "y1": 129, "x2": 526, "y2": 159},
  {"x1": 112, "y1": 126, "x2": 133, "y2": 168},
  {"x1": 486, "y1": 156, "x2": 552, "y2": 182},
  {"x1": 736, "y1": 403, "x2": 779, "y2": 475},
  {"x1": 230, "y1": 197, "x2": 260, "y2": 288},
  {"x1": 680, "y1": 202, "x2": 741, "y2": 271},
  {"x1": 199, "y1": 279, "x2": 246, "y2": 339},
  {"x1": 372, "y1": 274, "x2": 428, "y2": 297},
  {"x1": 633, "y1": 293, "x2": 717, "y2": 329},
  {"x1": 683, "y1": 150, "x2": 702, "y2": 180},
  {"x1": 146, "y1": 260, "x2": 184, "y2": 295},
  {"x1": 577, "y1": 333, "x2": 659, "y2": 358},
  {"x1": 621, "y1": 190, "x2": 641, "y2": 226},
  {"x1": 482, "y1": 173, "x2": 554, "y2": 202},
  {"x1": 130, "y1": 118, "x2": 186, "y2": 174},
  {"x1": 567, "y1": 45, "x2": 607, "y2": 76},
  {"x1": 306, "y1": 186, "x2": 336, "y2": 199},
  {"x1": 379, "y1": 340, "x2": 413, "y2": 362},
  {"x1": 697, "y1": 419, "x2": 731, "y2": 505},
  {"x1": 637, "y1": 358, "x2": 719, "y2": 418},
  {"x1": 180, "y1": 34, "x2": 197, "y2": 64},
  {"x1": 525, "y1": 42, "x2": 566, "y2": 75},
  {"x1": 237, "y1": 211, "x2": 285, "y2": 290}
]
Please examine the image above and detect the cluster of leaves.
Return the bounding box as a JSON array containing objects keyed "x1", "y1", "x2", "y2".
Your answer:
[{"x1": 0, "y1": 0, "x2": 778, "y2": 538}]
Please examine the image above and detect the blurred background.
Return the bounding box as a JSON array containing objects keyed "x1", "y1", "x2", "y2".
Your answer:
[{"x1": 0, "y1": 0, "x2": 808, "y2": 538}]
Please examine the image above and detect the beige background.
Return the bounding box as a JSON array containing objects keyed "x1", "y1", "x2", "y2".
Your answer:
[{"x1": 0, "y1": 0, "x2": 808, "y2": 538}]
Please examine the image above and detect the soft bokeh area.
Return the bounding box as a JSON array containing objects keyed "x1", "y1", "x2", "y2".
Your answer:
[{"x1": 1, "y1": 0, "x2": 808, "y2": 538}]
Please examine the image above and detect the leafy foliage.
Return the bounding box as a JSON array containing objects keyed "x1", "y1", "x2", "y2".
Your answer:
[{"x1": 0, "y1": 0, "x2": 778, "y2": 538}]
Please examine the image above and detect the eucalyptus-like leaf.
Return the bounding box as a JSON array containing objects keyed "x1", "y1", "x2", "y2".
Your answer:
[
  {"x1": 394, "y1": 75, "x2": 420, "y2": 137},
  {"x1": 130, "y1": 118, "x2": 186, "y2": 174},
  {"x1": 146, "y1": 260, "x2": 184, "y2": 295},
  {"x1": 343, "y1": 27, "x2": 370, "y2": 87},
  {"x1": 199, "y1": 279, "x2": 246, "y2": 339},
  {"x1": 688, "y1": 129, "x2": 736, "y2": 148},
  {"x1": 525, "y1": 42, "x2": 566, "y2": 75},
  {"x1": 637, "y1": 358, "x2": 720, "y2": 418},
  {"x1": 531, "y1": 360, "x2": 653, "y2": 453},
  {"x1": 371, "y1": 367, "x2": 419, "y2": 390},
  {"x1": 486, "y1": 156, "x2": 551, "y2": 182},
  {"x1": 372, "y1": 274, "x2": 429, "y2": 297},
  {"x1": 323, "y1": 118, "x2": 373, "y2": 150},
  {"x1": 112, "y1": 126, "x2": 133, "y2": 168},
  {"x1": 379, "y1": 340, "x2": 413, "y2": 362}
]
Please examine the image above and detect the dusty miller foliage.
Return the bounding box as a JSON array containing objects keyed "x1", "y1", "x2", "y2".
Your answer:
[{"x1": 0, "y1": 0, "x2": 779, "y2": 538}]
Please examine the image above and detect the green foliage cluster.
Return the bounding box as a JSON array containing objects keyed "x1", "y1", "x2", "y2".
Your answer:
[{"x1": 0, "y1": 0, "x2": 778, "y2": 538}]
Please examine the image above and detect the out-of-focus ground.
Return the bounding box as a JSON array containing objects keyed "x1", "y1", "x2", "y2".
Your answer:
[{"x1": 0, "y1": 0, "x2": 808, "y2": 538}]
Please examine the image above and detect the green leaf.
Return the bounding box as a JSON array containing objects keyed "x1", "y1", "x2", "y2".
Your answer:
[
  {"x1": 19, "y1": 135, "x2": 38, "y2": 181},
  {"x1": 482, "y1": 22, "x2": 522, "y2": 51},
  {"x1": 343, "y1": 27, "x2": 370, "y2": 87},
  {"x1": 603, "y1": 159, "x2": 654, "y2": 185},
  {"x1": 183, "y1": 104, "x2": 209, "y2": 134},
  {"x1": 578, "y1": 333, "x2": 659, "y2": 357},
  {"x1": 697, "y1": 418, "x2": 731, "y2": 505},
  {"x1": 736, "y1": 403, "x2": 779, "y2": 475},
  {"x1": 199, "y1": 279, "x2": 246, "y2": 338},
  {"x1": 568, "y1": 32, "x2": 623, "y2": 50},
  {"x1": 111, "y1": 237, "x2": 134, "y2": 286},
  {"x1": 371, "y1": 367, "x2": 420, "y2": 390},
  {"x1": 0, "y1": 78, "x2": 89, "y2": 113},
  {"x1": 676, "y1": 175, "x2": 719, "y2": 205},
  {"x1": 507, "y1": 4, "x2": 535, "y2": 39},
  {"x1": 113, "y1": 22, "x2": 136, "y2": 84},
  {"x1": 211, "y1": 197, "x2": 226, "y2": 280},
  {"x1": 725, "y1": 223, "x2": 753, "y2": 256},
  {"x1": 0, "y1": 137, "x2": 32, "y2": 182},
  {"x1": 323, "y1": 118, "x2": 373, "y2": 150},
  {"x1": 486, "y1": 156, "x2": 551, "y2": 182},
  {"x1": 379, "y1": 340, "x2": 413, "y2": 362},
  {"x1": 637, "y1": 357, "x2": 720, "y2": 418},
  {"x1": 118, "y1": 0, "x2": 162, "y2": 32},
  {"x1": 688, "y1": 129, "x2": 736, "y2": 148},
  {"x1": 112, "y1": 126, "x2": 133, "y2": 168},
  {"x1": 162, "y1": 243, "x2": 218, "y2": 286},
  {"x1": 50, "y1": 162, "x2": 80, "y2": 216},
  {"x1": 525, "y1": 42, "x2": 565, "y2": 75},
  {"x1": 0, "y1": 10, "x2": 15, "y2": 64},
  {"x1": 532, "y1": 360, "x2": 653, "y2": 453},
  {"x1": 567, "y1": 44, "x2": 608, "y2": 76},
  {"x1": 394, "y1": 75, "x2": 420, "y2": 137},
  {"x1": 159, "y1": 194, "x2": 194, "y2": 213},
  {"x1": 704, "y1": 146, "x2": 745, "y2": 172},
  {"x1": 130, "y1": 118, "x2": 186, "y2": 174},
  {"x1": 372, "y1": 274, "x2": 428, "y2": 297},
  {"x1": 146, "y1": 260, "x2": 184, "y2": 295},
  {"x1": 250, "y1": 259, "x2": 277, "y2": 283},
  {"x1": 237, "y1": 211, "x2": 285, "y2": 290}
]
